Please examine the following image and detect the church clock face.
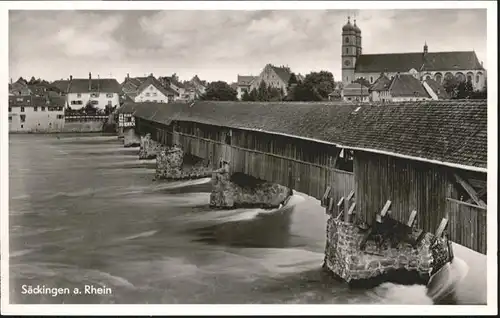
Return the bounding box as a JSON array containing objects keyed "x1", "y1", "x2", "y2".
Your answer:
[{"x1": 344, "y1": 60, "x2": 351, "y2": 67}]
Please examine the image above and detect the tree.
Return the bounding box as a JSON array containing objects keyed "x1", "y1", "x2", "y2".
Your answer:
[
  {"x1": 249, "y1": 88, "x2": 258, "y2": 101},
  {"x1": 201, "y1": 81, "x2": 237, "y2": 101},
  {"x1": 353, "y1": 77, "x2": 371, "y2": 88},
  {"x1": 302, "y1": 71, "x2": 336, "y2": 100},
  {"x1": 241, "y1": 89, "x2": 252, "y2": 101},
  {"x1": 443, "y1": 76, "x2": 459, "y2": 97},
  {"x1": 290, "y1": 81, "x2": 322, "y2": 101},
  {"x1": 83, "y1": 101, "x2": 98, "y2": 114},
  {"x1": 256, "y1": 80, "x2": 269, "y2": 101}
]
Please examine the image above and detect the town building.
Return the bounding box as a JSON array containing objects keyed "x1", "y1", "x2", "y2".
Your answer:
[
  {"x1": 9, "y1": 78, "x2": 31, "y2": 96},
  {"x1": 66, "y1": 73, "x2": 121, "y2": 110},
  {"x1": 235, "y1": 75, "x2": 258, "y2": 100},
  {"x1": 249, "y1": 64, "x2": 296, "y2": 96},
  {"x1": 368, "y1": 73, "x2": 448, "y2": 103},
  {"x1": 340, "y1": 17, "x2": 487, "y2": 91},
  {"x1": 8, "y1": 95, "x2": 66, "y2": 133},
  {"x1": 133, "y1": 75, "x2": 178, "y2": 103},
  {"x1": 341, "y1": 82, "x2": 370, "y2": 102}
]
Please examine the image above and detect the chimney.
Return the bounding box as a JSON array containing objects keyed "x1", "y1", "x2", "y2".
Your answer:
[
  {"x1": 97, "y1": 74, "x2": 100, "y2": 92},
  {"x1": 423, "y1": 42, "x2": 428, "y2": 55},
  {"x1": 70, "y1": 75, "x2": 73, "y2": 81},
  {"x1": 10, "y1": 78, "x2": 13, "y2": 84},
  {"x1": 89, "y1": 72, "x2": 92, "y2": 91},
  {"x1": 127, "y1": 73, "x2": 130, "y2": 79}
]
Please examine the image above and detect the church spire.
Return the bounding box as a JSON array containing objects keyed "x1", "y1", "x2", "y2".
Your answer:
[{"x1": 423, "y1": 41, "x2": 428, "y2": 54}]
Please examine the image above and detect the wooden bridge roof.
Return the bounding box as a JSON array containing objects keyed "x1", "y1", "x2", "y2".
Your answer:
[{"x1": 118, "y1": 100, "x2": 487, "y2": 172}]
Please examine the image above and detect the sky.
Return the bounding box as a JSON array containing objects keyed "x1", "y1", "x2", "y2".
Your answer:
[{"x1": 9, "y1": 9, "x2": 488, "y2": 84}]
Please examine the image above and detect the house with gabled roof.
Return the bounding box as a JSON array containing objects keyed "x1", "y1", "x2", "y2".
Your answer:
[
  {"x1": 340, "y1": 17, "x2": 486, "y2": 91},
  {"x1": 235, "y1": 75, "x2": 257, "y2": 100},
  {"x1": 67, "y1": 73, "x2": 121, "y2": 110},
  {"x1": 368, "y1": 73, "x2": 448, "y2": 103},
  {"x1": 133, "y1": 74, "x2": 178, "y2": 103},
  {"x1": 249, "y1": 64, "x2": 297, "y2": 97}
]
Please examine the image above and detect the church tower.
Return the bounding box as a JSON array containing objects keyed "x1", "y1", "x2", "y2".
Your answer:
[{"x1": 341, "y1": 17, "x2": 358, "y2": 84}]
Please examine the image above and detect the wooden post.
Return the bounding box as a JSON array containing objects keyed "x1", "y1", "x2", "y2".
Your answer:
[
  {"x1": 327, "y1": 197, "x2": 335, "y2": 214},
  {"x1": 435, "y1": 217, "x2": 449, "y2": 238},
  {"x1": 380, "y1": 200, "x2": 392, "y2": 218},
  {"x1": 336, "y1": 197, "x2": 344, "y2": 220},
  {"x1": 407, "y1": 210, "x2": 417, "y2": 228},
  {"x1": 347, "y1": 202, "x2": 356, "y2": 223},
  {"x1": 321, "y1": 186, "x2": 331, "y2": 207},
  {"x1": 344, "y1": 190, "x2": 355, "y2": 222}
]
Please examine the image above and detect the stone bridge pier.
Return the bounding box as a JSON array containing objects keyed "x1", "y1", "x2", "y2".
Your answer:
[
  {"x1": 123, "y1": 127, "x2": 141, "y2": 148},
  {"x1": 148, "y1": 142, "x2": 293, "y2": 209}
]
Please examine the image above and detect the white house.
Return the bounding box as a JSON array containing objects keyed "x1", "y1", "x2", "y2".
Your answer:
[
  {"x1": 134, "y1": 75, "x2": 177, "y2": 103},
  {"x1": 67, "y1": 73, "x2": 121, "y2": 110},
  {"x1": 8, "y1": 95, "x2": 65, "y2": 133}
]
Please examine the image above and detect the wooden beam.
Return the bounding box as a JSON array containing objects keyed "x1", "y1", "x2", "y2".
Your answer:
[
  {"x1": 348, "y1": 202, "x2": 356, "y2": 215},
  {"x1": 337, "y1": 197, "x2": 344, "y2": 208},
  {"x1": 380, "y1": 200, "x2": 392, "y2": 218},
  {"x1": 327, "y1": 197, "x2": 335, "y2": 214},
  {"x1": 321, "y1": 186, "x2": 331, "y2": 207},
  {"x1": 466, "y1": 187, "x2": 486, "y2": 204},
  {"x1": 407, "y1": 210, "x2": 417, "y2": 228},
  {"x1": 454, "y1": 173, "x2": 487, "y2": 208},
  {"x1": 435, "y1": 217, "x2": 449, "y2": 238},
  {"x1": 346, "y1": 190, "x2": 355, "y2": 202}
]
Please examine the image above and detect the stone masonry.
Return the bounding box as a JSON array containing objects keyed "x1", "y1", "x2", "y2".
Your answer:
[
  {"x1": 123, "y1": 128, "x2": 141, "y2": 148},
  {"x1": 324, "y1": 216, "x2": 451, "y2": 284},
  {"x1": 209, "y1": 163, "x2": 293, "y2": 209},
  {"x1": 139, "y1": 133, "x2": 165, "y2": 160},
  {"x1": 154, "y1": 145, "x2": 213, "y2": 180}
]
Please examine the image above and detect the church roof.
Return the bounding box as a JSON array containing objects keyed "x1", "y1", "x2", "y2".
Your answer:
[{"x1": 355, "y1": 51, "x2": 484, "y2": 73}]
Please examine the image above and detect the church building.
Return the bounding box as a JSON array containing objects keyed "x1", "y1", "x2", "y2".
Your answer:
[{"x1": 341, "y1": 17, "x2": 486, "y2": 91}]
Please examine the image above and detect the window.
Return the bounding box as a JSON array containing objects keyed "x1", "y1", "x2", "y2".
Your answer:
[
  {"x1": 20, "y1": 114, "x2": 26, "y2": 122},
  {"x1": 17, "y1": 98, "x2": 23, "y2": 102},
  {"x1": 34, "y1": 106, "x2": 38, "y2": 111},
  {"x1": 58, "y1": 107, "x2": 63, "y2": 111},
  {"x1": 126, "y1": 117, "x2": 132, "y2": 122},
  {"x1": 8, "y1": 116, "x2": 12, "y2": 122},
  {"x1": 90, "y1": 100, "x2": 98, "y2": 105},
  {"x1": 106, "y1": 93, "x2": 113, "y2": 98},
  {"x1": 8, "y1": 107, "x2": 12, "y2": 112},
  {"x1": 467, "y1": 75, "x2": 472, "y2": 83},
  {"x1": 21, "y1": 107, "x2": 25, "y2": 112},
  {"x1": 476, "y1": 75, "x2": 480, "y2": 83},
  {"x1": 21, "y1": 124, "x2": 24, "y2": 129},
  {"x1": 345, "y1": 37, "x2": 349, "y2": 43},
  {"x1": 370, "y1": 77, "x2": 373, "y2": 83},
  {"x1": 90, "y1": 93, "x2": 99, "y2": 98},
  {"x1": 77, "y1": 93, "x2": 82, "y2": 98},
  {"x1": 145, "y1": 93, "x2": 150, "y2": 97},
  {"x1": 41, "y1": 107, "x2": 45, "y2": 111},
  {"x1": 346, "y1": 48, "x2": 349, "y2": 55},
  {"x1": 150, "y1": 86, "x2": 154, "y2": 90},
  {"x1": 57, "y1": 115, "x2": 64, "y2": 119},
  {"x1": 152, "y1": 92, "x2": 157, "y2": 97},
  {"x1": 108, "y1": 101, "x2": 112, "y2": 106}
]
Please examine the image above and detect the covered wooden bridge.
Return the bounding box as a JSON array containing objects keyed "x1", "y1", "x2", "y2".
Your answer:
[{"x1": 117, "y1": 100, "x2": 487, "y2": 254}]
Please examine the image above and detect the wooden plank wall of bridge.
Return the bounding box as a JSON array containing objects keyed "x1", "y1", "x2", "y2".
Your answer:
[
  {"x1": 135, "y1": 118, "x2": 355, "y2": 203},
  {"x1": 135, "y1": 117, "x2": 487, "y2": 254}
]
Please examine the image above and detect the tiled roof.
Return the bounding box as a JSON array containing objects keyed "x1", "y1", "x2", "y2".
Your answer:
[
  {"x1": 388, "y1": 74, "x2": 430, "y2": 98},
  {"x1": 336, "y1": 100, "x2": 486, "y2": 169},
  {"x1": 270, "y1": 65, "x2": 292, "y2": 83},
  {"x1": 68, "y1": 78, "x2": 121, "y2": 94},
  {"x1": 237, "y1": 75, "x2": 257, "y2": 86},
  {"x1": 343, "y1": 83, "x2": 370, "y2": 97},
  {"x1": 424, "y1": 78, "x2": 450, "y2": 99},
  {"x1": 136, "y1": 76, "x2": 179, "y2": 97},
  {"x1": 369, "y1": 75, "x2": 392, "y2": 91},
  {"x1": 124, "y1": 100, "x2": 486, "y2": 170},
  {"x1": 355, "y1": 51, "x2": 484, "y2": 73},
  {"x1": 8, "y1": 95, "x2": 66, "y2": 108},
  {"x1": 51, "y1": 80, "x2": 70, "y2": 93}
]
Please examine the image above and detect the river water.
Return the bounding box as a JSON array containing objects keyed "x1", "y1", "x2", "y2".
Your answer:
[{"x1": 7, "y1": 134, "x2": 487, "y2": 305}]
